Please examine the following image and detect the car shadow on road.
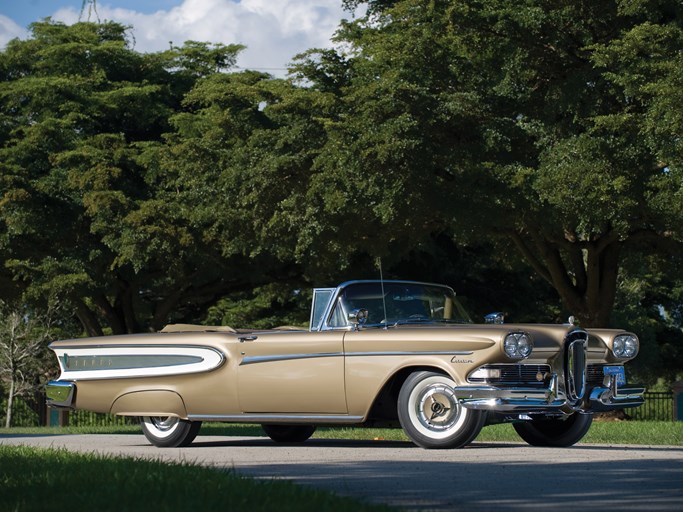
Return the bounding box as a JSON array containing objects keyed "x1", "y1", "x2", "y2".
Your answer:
[
  {"x1": 184, "y1": 436, "x2": 565, "y2": 450},
  {"x1": 188, "y1": 437, "x2": 417, "y2": 449}
]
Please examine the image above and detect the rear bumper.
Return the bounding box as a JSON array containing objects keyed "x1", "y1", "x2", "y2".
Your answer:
[
  {"x1": 46, "y1": 380, "x2": 76, "y2": 409},
  {"x1": 453, "y1": 373, "x2": 645, "y2": 414}
]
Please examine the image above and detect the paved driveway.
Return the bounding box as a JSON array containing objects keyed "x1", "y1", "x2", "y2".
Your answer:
[{"x1": 2, "y1": 434, "x2": 682, "y2": 510}]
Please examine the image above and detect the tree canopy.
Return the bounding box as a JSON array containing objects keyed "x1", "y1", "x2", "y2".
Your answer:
[
  {"x1": 0, "y1": 21, "x2": 251, "y2": 335},
  {"x1": 0, "y1": 5, "x2": 682, "y2": 384},
  {"x1": 289, "y1": 0, "x2": 683, "y2": 328}
]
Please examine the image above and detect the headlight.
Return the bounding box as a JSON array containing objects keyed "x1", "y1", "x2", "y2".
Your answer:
[
  {"x1": 612, "y1": 334, "x2": 638, "y2": 358},
  {"x1": 504, "y1": 332, "x2": 533, "y2": 359}
]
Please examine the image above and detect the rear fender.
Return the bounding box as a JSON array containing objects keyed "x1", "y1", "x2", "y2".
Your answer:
[{"x1": 110, "y1": 390, "x2": 187, "y2": 418}]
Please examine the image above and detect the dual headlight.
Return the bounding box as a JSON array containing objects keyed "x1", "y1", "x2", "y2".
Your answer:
[
  {"x1": 612, "y1": 334, "x2": 639, "y2": 358},
  {"x1": 504, "y1": 332, "x2": 533, "y2": 359}
]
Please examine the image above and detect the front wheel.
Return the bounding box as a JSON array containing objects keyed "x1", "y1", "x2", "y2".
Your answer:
[
  {"x1": 140, "y1": 416, "x2": 202, "y2": 447},
  {"x1": 261, "y1": 424, "x2": 316, "y2": 443},
  {"x1": 398, "y1": 371, "x2": 485, "y2": 449},
  {"x1": 513, "y1": 412, "x2": 593, "y2": 447}
]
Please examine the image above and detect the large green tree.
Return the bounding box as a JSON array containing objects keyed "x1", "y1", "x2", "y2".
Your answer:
[
  {"x1": 0, "y1": 21, "x2": 249, "y2": 334},
  {"x1": 292, "y1": 0, "x2": 683, "y2": 327}
]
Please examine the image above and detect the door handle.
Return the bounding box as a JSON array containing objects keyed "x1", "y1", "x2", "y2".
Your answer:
[{"x1": 238, "y1": 335, "x2": 258, "y2": 343}]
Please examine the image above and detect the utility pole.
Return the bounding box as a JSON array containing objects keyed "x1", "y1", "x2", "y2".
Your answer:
[{"x1": 79, "y1": 0, "x2": 100, "y2": 22}]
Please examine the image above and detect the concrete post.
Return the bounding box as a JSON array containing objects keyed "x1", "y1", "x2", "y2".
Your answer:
[{"x1": 673, "y1": 381, "x2": 683, "y2": 421}]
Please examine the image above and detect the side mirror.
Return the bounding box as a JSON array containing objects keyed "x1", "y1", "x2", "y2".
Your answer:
[
  {"x1": 348, "y1": 309, "x2": 369, "y2": 330},
  {"x1": 485, "y1": 312, "x2": 505, "y2": 324}
]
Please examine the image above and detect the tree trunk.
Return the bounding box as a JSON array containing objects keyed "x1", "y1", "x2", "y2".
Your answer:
[
  {"x1": 152, "y1": 289, "x2": 185, "y2": 332},
  {"x1": 116, "y1": 278, "x2": 140, "y2": 333},
  {"x1": 74, "y1": 299, "x2": 104, "y2": 337},
  {"x1": 93, "y1": 294, "x2": 126, "y2": 335},
  {"x1": 5, "y1": 377, "x2": 14, "y2": 428},
  {"x1": 510, "y1": 229, "x2": 622, "y2": 328}
]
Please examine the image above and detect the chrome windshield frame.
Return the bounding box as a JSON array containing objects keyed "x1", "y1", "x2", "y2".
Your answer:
[{"x1": 317, "y1": 280, "x2": 472, "y2": 331}]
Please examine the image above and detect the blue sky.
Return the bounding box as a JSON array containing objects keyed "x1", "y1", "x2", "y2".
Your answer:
[
  {"x1": 3, "y1": 1, "x2": 182, "y2": 28},
  {"x1": 0, "y1": 1, "x2": 355, "y2": 77}
]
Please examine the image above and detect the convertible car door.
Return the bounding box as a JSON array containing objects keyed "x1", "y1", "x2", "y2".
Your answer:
[{"x1": 237, "y1": 330, "x2": 347, "y2": 413}]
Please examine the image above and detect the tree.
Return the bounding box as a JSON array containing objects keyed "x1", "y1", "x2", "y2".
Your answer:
[
  {"x1": 0, "y1": 21, "x2": 248, "y2": 334},
  {"x1": 0, "y1": 302, "x2": 54, "y2": 428},
  {"x1": 291, "y1": 0, "x2": 683, "y2": 327},
  {"x1": 143, "y1": 65, "x2": 347, "y2": 284}
]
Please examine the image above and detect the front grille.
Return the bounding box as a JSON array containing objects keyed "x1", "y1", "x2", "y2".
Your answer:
[
  {"x1": 565, "y1": 330, "x2": 588, "y2": 401},
  {"x1": 468, "y1": 364, "x2": 550, "y2": 386},
  {"x1": 587, "y1": 364, "x2": 606, "y2": 386}
]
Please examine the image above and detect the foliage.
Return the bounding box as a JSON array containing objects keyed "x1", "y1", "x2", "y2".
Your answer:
[
  {"x1": 612, "y1": 252, "x2": 683, "y2": 385},
  {"x1": 204, "y1": 284, "x2": 312, "y2": 329},
  {"x1": 291, "y1": 0, "x2": 683, "y2": 329},
  {"x1": 0, "y1": 21, "x2": 250, "y2": 335},
  {"x1": 0, "y1": 301, "x2": 64, "y2": 427},
  {"x1": 1, "y1": 6, "x2": 683, "y2": 386}
]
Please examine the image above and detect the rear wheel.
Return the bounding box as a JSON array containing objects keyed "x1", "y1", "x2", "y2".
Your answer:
[
  {"x1": 513, "y1": 412, "x2": 593, "y2": 447},
  {"x1": 140, "y1": 416, "x2": 202, "y2": 447},
  {"x1": 398, "y1": 371, "x2": 485, "y2": 449},
  {"x1": 261, "y1": 424, "x2": 316, "y2": 443}
]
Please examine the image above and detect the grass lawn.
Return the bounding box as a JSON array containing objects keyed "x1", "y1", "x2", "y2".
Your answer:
[
  {"x1": 312, "y1": 421, "x2": 683, "y2": 446},
  {"x1": 0, "y1": 444, "x2": 392, "y2": 512}
]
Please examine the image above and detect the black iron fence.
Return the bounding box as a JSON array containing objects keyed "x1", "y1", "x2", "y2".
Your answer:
[
  {"x1": 628, "y1": 391, "x2": 675, "y2": 421},
  {"x1": 1, "y1": 391, "x2": 679, "y2": 428},
  {"x1": 2, "y1": 395, "x2": 134, "y2": 428}
]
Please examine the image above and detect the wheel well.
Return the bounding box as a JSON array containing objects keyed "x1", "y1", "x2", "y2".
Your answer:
[
  {"x1": 366, "y1": 366, "x2": 449, "y2": 424},
  {"x1": 110, "y1": 390, "x2": 187, "y2": 417}
]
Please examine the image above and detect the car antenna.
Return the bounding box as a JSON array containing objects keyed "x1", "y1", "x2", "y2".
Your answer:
[{"x1": 377, "y1": 257, "x2": 388, "y2": 329}]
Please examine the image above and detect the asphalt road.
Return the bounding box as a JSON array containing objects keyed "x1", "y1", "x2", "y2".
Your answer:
[{"x1": 2, "y1": 433, "x2": 682, "y2": 510}]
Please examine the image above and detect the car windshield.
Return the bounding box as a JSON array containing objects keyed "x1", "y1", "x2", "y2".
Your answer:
[{"x1": 328, "y1": 282, "x2": 472, "y2": 328}]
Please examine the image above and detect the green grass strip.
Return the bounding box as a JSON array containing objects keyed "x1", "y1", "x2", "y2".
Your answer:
[
  {"x1": 3, "y1": 420, "x2": 681, "y2": 445},
  {"x1": 310, "y1": 421, "x2": 683, "y2": 446},
  {"x1": 0, "y1": 445, "x2": 392, "y2": 512}
]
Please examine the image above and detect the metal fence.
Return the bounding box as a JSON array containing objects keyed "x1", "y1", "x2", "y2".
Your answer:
[
  {"x1": 1, "y1": 395, "x2": 134, "y2": 428},
  {"x1": 628, "y1": 391, "x2": 675, "y2": 421},
  {"x1": 1, "y1": 391, "x2": 679, "y2": 428}
]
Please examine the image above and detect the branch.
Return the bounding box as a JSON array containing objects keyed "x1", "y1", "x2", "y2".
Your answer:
[
  {"x1": 509, "y1": 231, "x2": 553, "y2": 284},
  {"x1": 625, "y1": 229, "x2": 681, "y2": 252}
]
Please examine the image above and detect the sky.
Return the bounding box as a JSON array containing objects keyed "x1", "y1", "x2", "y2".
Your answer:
[{"x1": 0, "y1": 0, "x2": 359, "y2": 77}]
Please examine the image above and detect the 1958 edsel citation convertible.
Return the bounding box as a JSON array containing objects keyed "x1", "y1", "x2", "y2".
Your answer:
[{"x1": 46, "y1": 280, "x2": 644, "y2": 449}]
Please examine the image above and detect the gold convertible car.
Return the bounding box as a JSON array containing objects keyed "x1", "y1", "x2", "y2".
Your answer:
[{"x1": 46, "y1": 280, "x2": 644, "y2": 449}]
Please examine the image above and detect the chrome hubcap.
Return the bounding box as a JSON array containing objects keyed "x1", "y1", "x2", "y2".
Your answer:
[
  {"x1": 416, "y1": 384, "x2": 460, "y2": 432},
  {"x1": 150, "y1": 416, "x2": 178, "y2": 432}
]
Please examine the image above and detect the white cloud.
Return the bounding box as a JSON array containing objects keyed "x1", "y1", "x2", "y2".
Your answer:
[
  {"x1": 0, "y1": 14, "x2": 27, "y2": 48},
  {"x1": 48, "y1": 0, "x2": 352, "y2": 77}
]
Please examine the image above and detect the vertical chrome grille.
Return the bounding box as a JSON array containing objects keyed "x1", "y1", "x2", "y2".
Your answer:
[{"x1": 565, "y1": 330, "x2": 588, "y2": 402}]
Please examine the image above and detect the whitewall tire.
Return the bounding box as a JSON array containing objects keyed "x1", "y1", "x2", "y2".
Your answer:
[
  {"x1": 140, "y1": 416, "x2": 202, "y2": 447},
  {"x1": 398, "y1": 371, "x2": 485, "y2": 449}
]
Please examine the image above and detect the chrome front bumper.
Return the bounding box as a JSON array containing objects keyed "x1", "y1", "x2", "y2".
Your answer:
[
  {"x1": 588, "y1": 374, "x2": 646, "y2": 412},
  {"x1": 453, "y1": 373, "x2": 645, "y2": 414},
  {"x1": 46, "y1": 380, "x2": 76, "y2": 409}
]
